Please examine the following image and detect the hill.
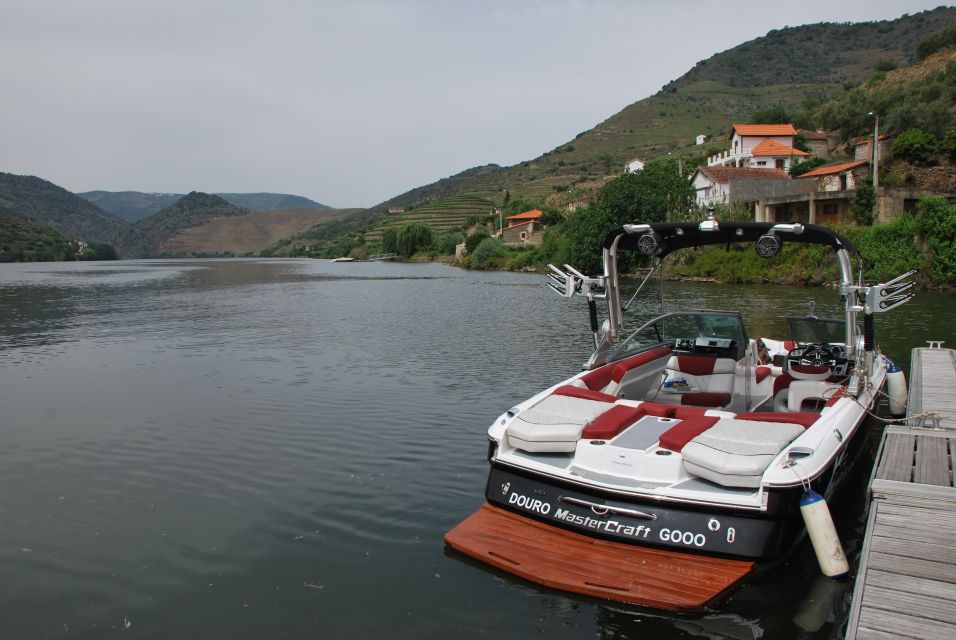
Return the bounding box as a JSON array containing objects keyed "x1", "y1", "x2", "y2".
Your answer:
[
  {"x1": 362, "y1": 195, "x2": 497, "y2": 244},
  {"x1": 122, "y1": 192, "x2": 250, "y2": 257},
  {"x1": 0, "y1": 172, "x2": 126, "y2": 245},
  {"x1": 0, "y1": 207, "x2": 81, "y2": 262},
  {"x1": 160, "y1": 207, "x2": 346, "y2": 256},
  {"x1": 78, "y1": 191, "x2": 182, "y2": 223},
  {"x1": 370, "y1": 6, "x2": 956, "y2": 212},
  {"x1": 79, "y1": 190, "x2": 329, "y2": 223}
]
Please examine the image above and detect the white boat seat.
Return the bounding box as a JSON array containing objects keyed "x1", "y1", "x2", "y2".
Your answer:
[
  {"x1": 659, "y1": 355, "x2": 737, "y2": 407},
  {"x1": 787, "y1": 380, "x2": 845, "y2": 412},
  {"x1": 680, "y1": 418, "x2": 805, "y2": 488},
  {"x1": 507, "y1": 395, "x2": 613, "y2": 453}
]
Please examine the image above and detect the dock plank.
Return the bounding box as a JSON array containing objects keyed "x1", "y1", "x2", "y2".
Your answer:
[
  {"x1": 914, "y1": 434, "x2": 951, "y2": 486},
  {"x1": 846, "y1": 348, "x2": 956, "y2": 640}
]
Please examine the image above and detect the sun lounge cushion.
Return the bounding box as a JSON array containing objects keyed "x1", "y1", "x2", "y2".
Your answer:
[
  {"x1": 580, "y1": 401, "x2": 677, "y2": 440},
  {"x1": 735, "y1": 411, "x2": 819, "y2": 429},
  {"x1": 658, "y1": 415, "x2": 720, "y2": 452},
  {"x1": 507, "y1": 395, "x2": 613, "y2": 453},
  {"x1": 578, "y1": 346, "x2": 672, "y2": 394},
  {"x1": 580, "y1": 405, "x2": 646, "y2": 440},
  {"x1": 681, "y1": 418, "x2": 805, "y2": 488}
]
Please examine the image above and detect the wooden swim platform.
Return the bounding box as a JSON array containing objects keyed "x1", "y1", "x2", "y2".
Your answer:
[
  {"x1": 846, "y1": 347, "x2": 956, "y2": 640},
  {"x1": 444, "y1": 503, "x2": 754, "y2": 611}
]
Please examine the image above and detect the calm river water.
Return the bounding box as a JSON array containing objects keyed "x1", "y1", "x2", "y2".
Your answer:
[{"x1": 0, "y1": 259, "x2": 952, "y2": 639}]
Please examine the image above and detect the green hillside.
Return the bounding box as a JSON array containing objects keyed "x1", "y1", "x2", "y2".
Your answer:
[
  {"x1": 0, "y1": 172, "x2": 126, "y2": 245},
  {"x1": 371, "y1": 6, "x2": 955, "y2": 211},
  {"x1": 363, "y1": 195, "x2": 497, "y2": 243},
  {"x1": 122, "y1": 192, "x2": 250, "y2": 257},
  {"x1": 0, "y1": 207, "x2": 80, "y2": 261}
]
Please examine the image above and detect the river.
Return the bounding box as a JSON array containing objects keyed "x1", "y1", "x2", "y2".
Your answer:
[{"x1": 0, "y1": 259, "x2": 952, "y2": 639}]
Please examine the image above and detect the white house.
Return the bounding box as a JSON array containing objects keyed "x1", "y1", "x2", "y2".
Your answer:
[
  {"x1": 691, "y1": 166, "x2": 789, "y2": 207},
  {"x1": 695, "y1": 134, "x2": 707, "y2": 146},
  {"x1": 625, "y1": 157, "x2": 645, "y2": 173},
  {"x1": 708, "y1": 123, "x2": 809, "y2": 172}
]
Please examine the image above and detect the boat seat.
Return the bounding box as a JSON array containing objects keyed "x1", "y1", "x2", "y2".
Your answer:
[
  {"x1": 681, "y1": 418, "x2": 805, "y2": 488},
  {"x1": 573, "y1": 346, "x2": 672, "y2": 397},
  {"x1": 581, "y1": 402, "x2": 674, "y2": 440},
  {"x1": 659, "y1": 355, "x2": 736, "y2": 407},
  {"x1": 787, "y1": 380, "x2": 845, "y2": 412},
  {"x1": 506, "y1": 395, "x2": 613, "y2": 453},
  {"x1": 658, "y1": 415, "x2": 720, "y2": 452}
]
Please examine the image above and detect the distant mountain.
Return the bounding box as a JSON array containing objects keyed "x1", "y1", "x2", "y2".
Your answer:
[
  {"x1": 79, "y1": 190, "x2": 328, "y2": 222},
  {"x1": 216, "y1": 193, "x2": 328, "y2": 212},
  {"x1": 0, "y1": 172, "x2": 126, "y2": 245},
  {"x1": 122, "y1": 192, "x2": 250, "y2": 257},
  {"x1": 79, "y1": 191, "x2": 182, "y2": 223}
]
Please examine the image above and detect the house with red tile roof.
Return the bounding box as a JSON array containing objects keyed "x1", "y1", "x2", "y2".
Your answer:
[
  {"x1": 707, "y1": 123, "x2": 808, "y2": 173},
  {"x1": 501, "y1": 209, "x2": 545, "y2": 246},
  {"x1": 796, "y1": 160, "x2": 869, "y2": 192}
]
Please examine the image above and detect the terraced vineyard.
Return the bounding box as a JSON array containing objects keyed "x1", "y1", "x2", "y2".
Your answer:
[{"x1": 364, "y1": 195, "x2": 498, "y2": 243}]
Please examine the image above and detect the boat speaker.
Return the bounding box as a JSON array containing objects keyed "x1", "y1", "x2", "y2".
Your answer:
[
  {"x1": 755, "y1": 232, "x2": 782, "y2": 258},
  {"x1": 637, "y1": 232, "x2": 663, "y2": 256}
]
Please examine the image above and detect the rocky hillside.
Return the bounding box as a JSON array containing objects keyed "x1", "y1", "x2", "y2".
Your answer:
[{"x1": 0, "y1": 207, "x2": 80, "y2": 262}]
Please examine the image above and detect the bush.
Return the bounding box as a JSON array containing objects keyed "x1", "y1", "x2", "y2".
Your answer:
[
  {"x1": 915, "y1": 197, "x2": 956, "y2": 285},
  {"x1": 464, "y1": 228, "x2": 489, "y2": 255},
  {"x1": 917, "y1": 23, "x2": 956, "y2": 60},
  {"x1": 891, "y1": 128, "x2": 938, "y2": 164},
  {"x1": 850, "y1": 181, "x2": 875, "y2": 226},
  {"x1": 470, "y1": 237, "x2": 506, "y2": 270},
  {"x1": 434, "y1": 231, "x2": 463, "y2": 255}
]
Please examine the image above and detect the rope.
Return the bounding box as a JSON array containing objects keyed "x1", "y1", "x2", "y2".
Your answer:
[{"x1": 843, "y1": 368, "x2": 946, "y2": 428}]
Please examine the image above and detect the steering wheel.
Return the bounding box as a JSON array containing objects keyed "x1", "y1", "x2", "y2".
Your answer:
[{"x1": 788, "y1": 343, "x2": 836, "y2": 369}]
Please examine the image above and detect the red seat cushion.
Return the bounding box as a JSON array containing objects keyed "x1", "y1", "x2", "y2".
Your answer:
[
  {"x1": 674, "y1": 355, "x2": 718, "y2": 376},
  {"x1": 637, "y1": 401, "x2": 676, "y2": 418},
  {"x1": 680, "y1": 392, "x2": 732, "y2": 407},
  {"x1": 581, "y1": 405, "x2": 646, "y2": 440},
  {"x1": 659, "y1": 415, "x2": 720, "y2": 452},
  {"x1": 756, "y1": 366, "x2": 772, "y2": 384},
  {"x1": 552, "y1": 385, "x2": 618, "y2": 403},
  {"x1": 735, "y1": 411, "x2": 820, "y2": 429}
]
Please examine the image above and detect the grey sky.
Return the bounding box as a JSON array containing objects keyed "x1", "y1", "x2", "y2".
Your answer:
[{"x1": 0, "y1": 1, "x2": 947, "y2": 208}]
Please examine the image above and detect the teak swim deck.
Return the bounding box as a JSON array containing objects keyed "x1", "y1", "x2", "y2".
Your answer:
[
  {"x1": 444, "y1": 504, "x2": 754, "y2": 610},
  {"x1": 846, "y1": 347, "x2": 956, "y2": 640}
]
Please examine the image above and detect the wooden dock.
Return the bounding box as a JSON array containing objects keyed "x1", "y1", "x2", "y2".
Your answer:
[{"x1": 846, "y1": 347, "x2": 956, "y2": 640}]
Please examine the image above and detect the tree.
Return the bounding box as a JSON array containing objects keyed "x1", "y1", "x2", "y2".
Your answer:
[
  {"x1": 464, "y1": 228, "x2": 489, "y2": 254},
  {"x1": 595, "y1": 157, "x2": 695, "y2": 225},
  {"x1": 395, "y1": 223, "x2": 432, "y2": 257},
  {"x1": 470, "y1": 237, "x2": 506, "y2": 270},
  {"x1": 750, "y1": 104, "x2": 791, "y2": 124},
  {"x1": 850, "y1": 180, "x2": 875, "y2": 225},
  {"x1": 891, "y1": 128, "x2": 938, "y2": 164},
  {"x1": 381, "y1": 227, "x2": 398, "y2": 254}
]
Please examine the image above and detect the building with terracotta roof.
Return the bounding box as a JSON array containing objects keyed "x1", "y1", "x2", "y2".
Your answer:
[
  {"x1": 797, "y1": 160, "x2": 869, "y2": 192},
  {"x1": 501, "y1": 209, "x2": 545, "y2": 246},
  {"x1": 707, "y1": 123, "x2": 808, "y2": 172}
]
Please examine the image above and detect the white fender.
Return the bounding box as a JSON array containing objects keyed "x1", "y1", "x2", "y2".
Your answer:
[
  {"x1": 800, "y1": 489, "x2": 848, "y2": 580},
  {"x1": 883, "y1": 356, "x2": 907, "y2": 417}
]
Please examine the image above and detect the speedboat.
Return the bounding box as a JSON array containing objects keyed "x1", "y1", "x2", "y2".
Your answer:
[
  {"x1": 330, "y1": 256, "x2": 355, "y2": 262},
  {"x1": 445, "y1": 220, "x2": 914, "y2": 610}
]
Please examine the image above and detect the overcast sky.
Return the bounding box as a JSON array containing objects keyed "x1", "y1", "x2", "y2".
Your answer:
[{"x1": 0, "y1": 1, "x2": 948, "y2": 207}]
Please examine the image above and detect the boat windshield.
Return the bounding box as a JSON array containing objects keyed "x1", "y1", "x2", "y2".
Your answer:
[
  {"x1": 610, "y1": 311, "x2": 748, "y2": 362},
  {"x1": 786, "y1": 317, "x2": 846, "y2": 344}
]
